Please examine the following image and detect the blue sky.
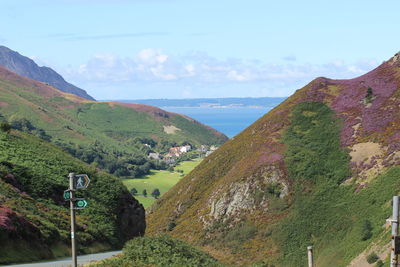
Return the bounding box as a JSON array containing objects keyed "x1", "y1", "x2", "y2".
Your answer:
[{"x1": 2, "y1": 0, "x2": 400, "y2": 99}]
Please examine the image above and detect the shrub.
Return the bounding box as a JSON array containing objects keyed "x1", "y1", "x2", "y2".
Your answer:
[
  {"x1": 167, "y1": 221, "x2": 177, "y2": 231},
  {"x1": 0, "y1": 121, "x2": 11, "y2": 133},
  {"x1": 151, "y1": 188, "x2": 160, "y2": 199},
  {"x1": 266, "y1": 183, "x2": 282, "y2": 197},
  {"x1": 365, "y1": 87, "x2": 373, "y2": 103},
  {"x1": 121, "y1": 235, "x2": 221, "y2": 266},
  {"x1": 223, "y1": 222, "x2": 257, "y2": 250},
  {"x1": 130, "y1": 188, "x2": 138, "y2": 195},
  {"x1": 375, "y1": 259, "x2": 384, "y2": 267},
  {"x1": 366, "y1": 252, "x2": 379, "y2": 263},
  {"x1": 360, "y1": 219, "x2": 373, "y2": 241},
  {"x1": 142, "y1": 189, "x2": 147, "y2": 197}
]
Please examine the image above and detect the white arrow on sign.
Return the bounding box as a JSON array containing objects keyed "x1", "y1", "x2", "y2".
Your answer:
[{"x1": 74, "y1": 174, "x2": 90, "y2": 189}]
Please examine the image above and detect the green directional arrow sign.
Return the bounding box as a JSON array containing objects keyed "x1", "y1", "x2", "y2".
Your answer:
[
  {"x1": 74, "y1": 199, "x2": 88, "y2": 209},
  {"x1": 63, "y1": 190, "x2": 71, "y2": 201}
]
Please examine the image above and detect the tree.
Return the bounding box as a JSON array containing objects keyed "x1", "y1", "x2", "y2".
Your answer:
[
  {"x1": 130, "y1": 188, "x2": 138, "y2": 195},
  {"x1": 360, "y1": 219, "x2": 373, "y2": 241},
  {"x1": 142, "y1": 189, "x2": 147, "y2": 197},
  {"x1": 366, "y1": 252, "x2": 379, "y2": 264},
  {"x1": 0, "y1": 121, "x2": 11, "y2": 133},
  {"x1": 151, "y1": 188, "x2": 160, "y2": 199},
  {"x1": 365, "y1": 87, "x2": 373, "y2": 103}
]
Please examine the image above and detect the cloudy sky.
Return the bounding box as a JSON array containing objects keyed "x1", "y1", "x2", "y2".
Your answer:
[{"x1": 2, "y1": 0, "x2": 399, "y2": 99}]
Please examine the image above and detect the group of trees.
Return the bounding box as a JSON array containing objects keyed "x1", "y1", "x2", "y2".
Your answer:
[
  {"x1": 58, "y1": 141, "x2": 168, "y2": 178},
  {"x1": 131, "y1": 187, "x2": 160, "y2": 199},
  {"x1": 0, "y1": 117, "x2": 51, "y2": 142},
  {"x1": 0, "y1": 115, "x2": 197, "y2": 179},
  {"x1": 10, "y1": 118, "x2": 52, "y2": 141}
]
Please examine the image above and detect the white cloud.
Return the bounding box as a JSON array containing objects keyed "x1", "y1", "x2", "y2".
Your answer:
[{"x1": 60, "y1": 49, "x2": 380, "y2": 98}]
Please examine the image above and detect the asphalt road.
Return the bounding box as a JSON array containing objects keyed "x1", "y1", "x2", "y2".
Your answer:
[{"x1": 1, "y1": 250, "x2": 122, "y2": 267}]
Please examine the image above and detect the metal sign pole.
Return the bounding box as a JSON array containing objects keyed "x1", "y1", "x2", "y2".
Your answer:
[
  {"x1": 69, "y1": 173, "x2": 77, "y2": 267},
  {"x1": 307, "y1": 246, "x2": 314, "y2": 267},
  {"x1": 391, "y1": 196, "x2": 399, "y2": 267}
]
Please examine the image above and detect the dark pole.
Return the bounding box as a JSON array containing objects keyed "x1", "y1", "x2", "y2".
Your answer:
[{"x1": 69, "y1": 173, "x2": 77, "y2": 267}]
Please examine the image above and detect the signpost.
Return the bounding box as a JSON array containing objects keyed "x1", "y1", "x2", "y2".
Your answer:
[
  {"x1": 307, "y1": 246, "x2": 314, "y2": 267},
  {"x1": 66, "y1": 173, "x2": 90, "y2": 267},
  {"x1": 390, "y1": 196, "x2": 399, "y2": 267}
]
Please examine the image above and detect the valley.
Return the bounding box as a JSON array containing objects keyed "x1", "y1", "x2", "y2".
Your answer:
[{"x1": 1, "y1": 4, "x2": 400, "y2": 265}]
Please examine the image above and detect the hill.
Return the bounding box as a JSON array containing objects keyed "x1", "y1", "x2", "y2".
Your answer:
[
  {"x1": 0, "y1": 128, "x2": 145, "y2": 264},
  {"x1": 146, "y1": 53, "x2": 400, "y2": 266},
  {"x1": 0, "y1": 45, "x2": 95, "y2": 100},
  {"x1": 0, "y1": 66, "x2": 228, "y2": 178}
]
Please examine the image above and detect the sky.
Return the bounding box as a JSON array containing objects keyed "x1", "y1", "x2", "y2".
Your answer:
[{"x1": 1, "y1": 0, "x2": 400, "y2": 100}]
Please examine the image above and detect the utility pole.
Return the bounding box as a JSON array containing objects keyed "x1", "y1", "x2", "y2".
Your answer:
[
  {"x1": 307, "y1": 246, "x2": 314, "y2": 267},
  {"x1": 69, "y1": 172, "x2": 77, "y2": 267},
  {"x1": 390, "y1": 196, "x2": 399, "y2": 267}
]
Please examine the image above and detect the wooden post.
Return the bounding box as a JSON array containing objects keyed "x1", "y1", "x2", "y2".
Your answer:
[
  {"x1": 307, "y1": 246, "x2": 314, "y2": 267},
  {"x1": 69, "y1": 173, "x2": 77, "y2": 267},
  {"x1": 390, "y1": 196, "x2": 399, "y2": 267}
]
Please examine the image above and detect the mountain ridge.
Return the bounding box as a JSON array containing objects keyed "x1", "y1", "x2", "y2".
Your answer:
[{"x1": 0, "y1": 45, "x2": 95, "y2": 100}]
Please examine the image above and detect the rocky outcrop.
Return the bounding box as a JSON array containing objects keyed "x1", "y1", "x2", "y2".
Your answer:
[
  {"x1": 0, "y1": 46, "x2": 95, "y2": 100},
  {"x1": 117, "y1": 192, "x2": 146, "y2": 242}
]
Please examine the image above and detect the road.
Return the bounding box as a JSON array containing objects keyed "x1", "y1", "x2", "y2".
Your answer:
[{"x1": 0, "y1": 250, "x2": 122, "y2": 267}]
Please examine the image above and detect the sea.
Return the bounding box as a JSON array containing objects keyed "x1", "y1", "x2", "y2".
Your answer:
[
  {"x1": 115, "y1": 97, "x2": 286, "y2": 138},
  {"x1": 163, "y1": 107, "x2": 274, "y2": 138}
]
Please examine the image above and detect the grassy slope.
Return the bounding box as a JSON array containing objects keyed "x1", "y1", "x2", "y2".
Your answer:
[
  {"x1": 0, "y1": 66, "x2": 227, "y2": 153},
  {"x1": 0, "y1": 130, "x2": 144, "y2": 264},
  {"x1": 123, "y1": 159, "x2": 202, "y2": 208},
  {"x1": 146, "y1": 56, "x2": 400, "y2": 266}
]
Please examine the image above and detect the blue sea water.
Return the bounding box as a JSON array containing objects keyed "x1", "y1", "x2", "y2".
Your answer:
[{"x1": 163, "y1": 107, "x2": 274, "y2": 138}]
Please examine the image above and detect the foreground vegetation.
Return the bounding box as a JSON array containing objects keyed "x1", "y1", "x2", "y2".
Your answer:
[
  {"x1": 0, "y1": 130, "x2": 144, "y2": 264},
  {"x1": 90, "y1": 235, "x2": 222, "y2": 267}
]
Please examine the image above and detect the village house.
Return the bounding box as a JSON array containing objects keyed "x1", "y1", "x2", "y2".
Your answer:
[
  {"x1": 179, "y1": 145, "x2": 191, "y2": 153},
  {"x1": 197, "y1": 145, "x2": 208, "y2": 153},
  {"x1": 169, "y1": 145, "x2": 192, "y2": 154},
  {"x1": 163, "y1": 152, "x2": 177, "y2": 164}
]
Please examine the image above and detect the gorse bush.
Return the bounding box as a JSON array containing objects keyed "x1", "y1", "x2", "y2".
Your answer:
[
  {"x1": 360, "y1": 219, "x2": 373, "y2": 241},
  {"x1": 0, "y1": 121, "x2": 11, "y2": 133},
  {"x1": 366, "y1": 252, "x2": 379, "y2": 263},
  {"x1": 91, "y1": 235, "x2": 222, "y2": 267},
  {"x1": 223, "y1": 223, "x2": 258, "y2": 250}
]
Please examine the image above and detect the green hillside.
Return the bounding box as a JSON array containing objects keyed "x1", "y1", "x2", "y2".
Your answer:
[
  {"x1": 0, "y1": 66, "x2": 227, "y2": 178},
  {"x1": 146, "y1": 53, "x2": 400, "y2": 266},
  {"x1": 0, "y1": 128, "x2": 145, "y2": 264},
  {"x1": 123, "y1": 158, "x2": 203, "y2": 208}
]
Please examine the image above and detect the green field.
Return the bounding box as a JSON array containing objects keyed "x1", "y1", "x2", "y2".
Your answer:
[{"x1": 123, "y1": 158, "x2": 203, "y2": 208}]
